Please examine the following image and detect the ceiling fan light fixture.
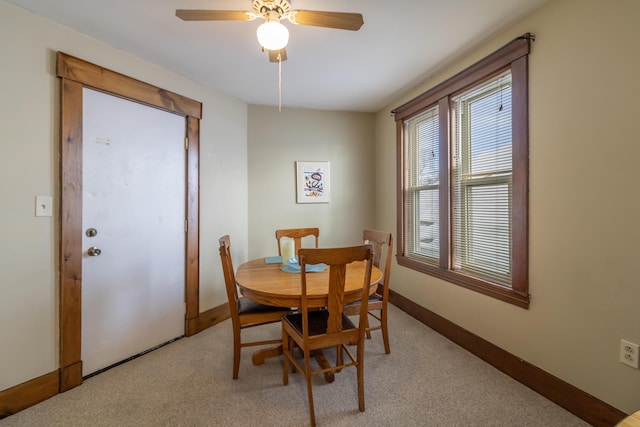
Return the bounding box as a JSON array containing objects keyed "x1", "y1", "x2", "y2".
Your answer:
[{"x1": 257, "y1": 21, "x2": 289, "y2": 50}]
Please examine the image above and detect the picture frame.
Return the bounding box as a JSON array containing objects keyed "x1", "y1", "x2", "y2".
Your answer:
[{"x1": 296, "y1": 161, "x2": 330, "y2": 204}]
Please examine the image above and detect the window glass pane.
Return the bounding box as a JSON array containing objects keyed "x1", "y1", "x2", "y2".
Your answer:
[
  {"x1": 417, "y1": 118, "x2": 439, "y2": 187},
  {"x1": 452, "y1": 71, "x2": 512, "y2": 285},
  {"x1": 416, "y1": 188, "x2": 439, "y2": 258},
  {"x1": 405, "y1": 106, "x2": 439, "y2": 261},
  {"x1": 469, "y1": 84, "x2": 512, "y2": 176}
]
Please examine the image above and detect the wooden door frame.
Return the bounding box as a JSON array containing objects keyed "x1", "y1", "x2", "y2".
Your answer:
[{"x1": 56, "y1": 52, "x2": 202, "y2": 391}]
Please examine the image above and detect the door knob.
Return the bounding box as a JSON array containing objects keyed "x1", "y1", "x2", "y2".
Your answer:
[{"x1": 87, "y1": 246, "x2": 102, "y2": 256}]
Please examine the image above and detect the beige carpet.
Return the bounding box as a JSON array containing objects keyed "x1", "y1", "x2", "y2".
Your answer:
[{"x1": 0, "y1": 305, "x2": 589, "y2": 426}]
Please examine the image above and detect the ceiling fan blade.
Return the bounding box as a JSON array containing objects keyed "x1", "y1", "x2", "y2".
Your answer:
[
  {"x1": 289, "y1": 10, "x2": 364, "y2": 31},
  {"x1": 176, "y1": 10, "x2": 251, "y2": 21},
  {"x1": 268, "y1": 49, "x2": 287, "y2": 63}
]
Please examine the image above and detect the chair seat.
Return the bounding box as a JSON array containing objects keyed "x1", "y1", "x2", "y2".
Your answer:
[
  {"x1": 284, "y1": 310, "x2": 356, "y2": 336},
  {"x1": 238, "y1": 297, "x2": 288, "y2": 316}
]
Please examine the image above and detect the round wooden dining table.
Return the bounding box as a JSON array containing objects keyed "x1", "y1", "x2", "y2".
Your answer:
[
  {"x1": 235, "y1": 257, "x2": 383, "y2": 308},
  {"x1": 235, "y1": 257, "x2": 382, "y2": 379}
]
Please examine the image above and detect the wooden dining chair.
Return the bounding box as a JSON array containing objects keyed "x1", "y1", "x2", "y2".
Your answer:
[
  {"x1": 282, "y1": 244, "x2": 374, "y2": 427},
  {"x1": 275, "y1": 228, "x2": 319, "y2": 257},
  {"x1": 343, "y1": 229, "x2": 393, "y2": 354},
  {"x1": 218, "y1": 235, "x2": 293, "y2": 379}
]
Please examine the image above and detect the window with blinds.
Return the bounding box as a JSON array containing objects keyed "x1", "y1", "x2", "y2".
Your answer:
[{"x1": 394, "y1": 34, "x2": 531, "y2": 308}]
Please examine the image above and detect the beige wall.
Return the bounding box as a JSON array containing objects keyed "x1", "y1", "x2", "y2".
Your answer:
[
  {"x1": 246, "y1": 105, "x2": 375, "y2": 258},
  {"x1": 374, "y1": 0, "x2": 640, "y2": 414},
  {"x1": 0, "y1": 1, "x2": 248, "y2": 391}
]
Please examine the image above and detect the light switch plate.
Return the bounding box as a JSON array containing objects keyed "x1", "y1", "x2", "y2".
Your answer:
[{"x1": 35, "y1": 196, "x2": 53, "y2": 217}]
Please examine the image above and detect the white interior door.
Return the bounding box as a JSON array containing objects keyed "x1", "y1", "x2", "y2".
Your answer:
[{"x1": 81, "y1": 88, "x2": 186, "y2": 376}]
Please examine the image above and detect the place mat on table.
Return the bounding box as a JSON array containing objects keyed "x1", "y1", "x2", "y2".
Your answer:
[
  {"x1": 280, "y1": 259, "x2": 327, "y2": 273},
  {"x1": 264, "y1": 256, "x2": 282, "y2": 264}
]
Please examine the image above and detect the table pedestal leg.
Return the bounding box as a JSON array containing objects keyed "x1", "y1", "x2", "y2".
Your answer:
[
  {"x1": 252, "y1": 345, "x2": 283, "y2": 365},
  {"x1": 312, "y1": 350, "x2": 335, "y2": 383},
  {"x1": 252, "y1": 346, "x2": 334, "y2": 383}
]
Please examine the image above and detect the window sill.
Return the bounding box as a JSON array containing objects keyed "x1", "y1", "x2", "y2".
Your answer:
[{"x1": 397, "y1": 255, "x2": 530, "y2": 309}]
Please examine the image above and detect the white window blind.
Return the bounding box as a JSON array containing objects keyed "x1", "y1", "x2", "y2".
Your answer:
[
  {"x1": 451, "y1": 71, "x2": 512, "y2": 285},
  {"x1": 405, "y1": 106, "x2": 439, "y2": 261}
]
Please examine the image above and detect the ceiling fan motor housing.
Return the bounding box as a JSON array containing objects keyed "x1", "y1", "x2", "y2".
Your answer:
[{"x1": 252, "y1": 0, "x2": 291, "y2": 18}]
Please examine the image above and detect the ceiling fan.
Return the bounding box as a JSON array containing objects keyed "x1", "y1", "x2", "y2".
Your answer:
[{"x1": 176, "y1": 0, "x2": 364, "y2": 62}]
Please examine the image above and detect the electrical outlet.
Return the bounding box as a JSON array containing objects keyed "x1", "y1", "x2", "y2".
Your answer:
[{"x1": 620, "y1": 340, "x2": 639, "y2": 369}]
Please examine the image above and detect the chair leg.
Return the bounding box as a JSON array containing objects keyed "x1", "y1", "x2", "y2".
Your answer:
[
  {"x1": 304, "y1": 349, "x2": 316, "y2": 427},
  {"x1": 380, "y1": 308, "x2": 390, "y2": 354},
  {"x1": 283, "y1": 329, "x2": 289, "y2": 385},
  {"x1": 232, "y1": 328, "x2": 241, "y2": 380},
  {"x1": 357, "y1": 341, "x2": 365, "y2": 412}
]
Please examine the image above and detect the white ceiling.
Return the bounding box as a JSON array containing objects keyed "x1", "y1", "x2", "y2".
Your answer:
[{"x1": 7, "y1": 0, "x2": 548, "y2": 112}]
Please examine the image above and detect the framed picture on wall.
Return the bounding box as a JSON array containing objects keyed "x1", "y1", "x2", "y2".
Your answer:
[{"x1": 296, "y1": 161, "x2": 330, "y2": 204}]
